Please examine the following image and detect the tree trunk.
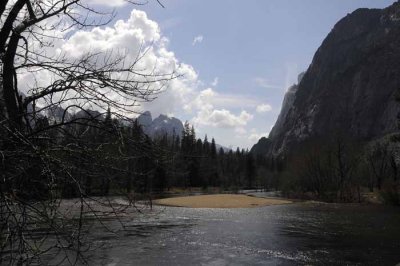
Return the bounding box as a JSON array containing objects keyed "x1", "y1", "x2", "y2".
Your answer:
[
  {"x1": 0, "y1": 0, "x2": 25, "y2": 52},
  {"x1": 0, "y1": 0, "x2": 10, "y2": 18},
  {"x1": 2, "y1": 32, "x2": 22, "y2": 128}
]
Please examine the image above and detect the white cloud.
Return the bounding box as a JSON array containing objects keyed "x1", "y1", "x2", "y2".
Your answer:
[
  {"x1": 183, "y1": 88, "x2": 214, "y2": 113},
  {"x1": 194, "y1": 108, "x2": 253, "y2": 128},
  {"x1": 184, "y1": 87, "x2": 254, "y2": 128},
  {"x1": 254, "y1": 77, "x2": 280, "y2": 89},
  {"x1": 18, "y1": 9, "x2": 199, "y2": 117},
  {"x1": 211, "y1": 77, "x2": 219, "y2": 87},
  {"x1": 192, "y1": 35, "x2": 203, "y2": 46},
  {"x1": 62, "y1": 10, "x2": 162, "y2": 56},
  {"x1": 256, "y1": 104, "x2": 272, "y2": 113}
]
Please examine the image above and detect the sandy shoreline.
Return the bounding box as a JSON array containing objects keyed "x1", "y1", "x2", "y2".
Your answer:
[{"x1": 154, "y1": 194, "x2": 292, "y2": 208}]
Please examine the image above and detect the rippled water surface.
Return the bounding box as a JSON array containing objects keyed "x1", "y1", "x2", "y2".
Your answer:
[{"x1": 49, "y1": 199, "x2": 400, "y2": 265}]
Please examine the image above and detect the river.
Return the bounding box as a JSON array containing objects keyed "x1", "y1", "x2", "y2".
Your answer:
[{"x1": 45, "y1": 197, "x2": 400, "y2": 266}]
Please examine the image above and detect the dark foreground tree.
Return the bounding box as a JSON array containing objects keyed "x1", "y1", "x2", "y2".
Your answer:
[{"x1": 0, "y1": 0, "x2": 173, "y2": 264}]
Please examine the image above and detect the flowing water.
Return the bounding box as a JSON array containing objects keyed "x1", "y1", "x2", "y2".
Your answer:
[{"x1": 49, "y1": 198, "x2": 400, "y2": 266}]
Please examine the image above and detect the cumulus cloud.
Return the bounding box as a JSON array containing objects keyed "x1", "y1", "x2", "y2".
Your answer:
[
  {"x1": 192, "y1": 35, "x2": 203, "y2": 46},
  {"x1": 256, "y1": 104, "x2": 272, "y2": 113},
  {"x1": 183, "y1": 88, "x2": 214, "y2": 113},
  {"x1": 18, "y1": 9, "x2": 199, "y2": 117},
  {"x1": 194, "y1": 108, "x2": 253, "y2": 128},
  {"x1": 62, "y1": 10, "x2": 161, "y2": 57},
  {"x1": 61, "y1": 10, "x2": 201, "y2": 116},
  {"x1": 186, "y1": 88, "x2": 253, "y2": 128}
]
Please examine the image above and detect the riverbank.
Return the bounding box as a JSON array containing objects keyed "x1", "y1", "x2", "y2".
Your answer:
[{"x1": 154, "y1": 194, "x2": 292, "y2": 208}]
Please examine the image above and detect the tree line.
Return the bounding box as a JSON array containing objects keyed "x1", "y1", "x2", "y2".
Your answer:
[
  {"x1": 266, "y1": 134, "x2": 400, "y2": 205},
  {"x1": 43, "y1": 111, "x2": 262, "y2": 199}
]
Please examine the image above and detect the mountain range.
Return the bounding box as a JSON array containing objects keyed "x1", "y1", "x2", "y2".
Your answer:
[
  {"x1": 136, "y1": 111, "x2": 184, "y2": 138},
  {"x1": 41, "y1": 107, "x2": 231, "y2": 151}
]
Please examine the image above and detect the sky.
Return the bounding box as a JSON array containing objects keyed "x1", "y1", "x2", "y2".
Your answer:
[{"x1": 22, "y1": 0, "x2": 396, "y2": 150}]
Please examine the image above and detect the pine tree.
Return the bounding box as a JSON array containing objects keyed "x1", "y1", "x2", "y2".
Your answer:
[
  {"x1": 190, "y1": 125, "x2": 196, "y2": 147},
  {"x1": 181, "y1": 121, "x2": 191, "y2": 153},
  {"x1": 211, "y1": 138, "x2": 217, "y2": 159},
  {"x1": 196, "y1": 138, "x2": 203, "y2": 155},
  {"x1": 246, "y1": 153, "x2": 256, "y2": 188},
  {"x1": 203, "y1": 135, "x2": 210, "y2": 154}
]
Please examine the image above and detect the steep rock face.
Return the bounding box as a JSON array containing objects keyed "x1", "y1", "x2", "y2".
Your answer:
[
  {"x1": 255, "y1": 1, "x2": 400, "y2": 156},
  {"x1": 269, "y1": 72, "x2": 304, "y2": 140},
  {"x1": 250, "y1": 137, "x2": 272, "y2": 155}
]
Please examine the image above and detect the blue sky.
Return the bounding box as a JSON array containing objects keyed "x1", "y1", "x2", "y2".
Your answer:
[{"x1": 84, "y1": 0, "x2": 395, "y2": 149}]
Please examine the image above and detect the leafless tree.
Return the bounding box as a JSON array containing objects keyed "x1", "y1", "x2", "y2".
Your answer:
[
  {"x1": 0, "y1": 0, "x2": 172, "y2": 264},
  {"x1": 367, "y1": 141, "x2": 391, "y2": 190},
  {"x1": 297, "y1": 136, "x2": 361, "y2": 201}
]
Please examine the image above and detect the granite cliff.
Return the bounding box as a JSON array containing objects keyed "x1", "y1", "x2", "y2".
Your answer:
[{"x1": 252, "y1": 1, "x2": 400, "y2": 156}]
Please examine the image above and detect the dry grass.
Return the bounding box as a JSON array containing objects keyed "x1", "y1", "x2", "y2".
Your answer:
[{"x1": 154, "y1": 194, "x2": 292, "y2": 208}]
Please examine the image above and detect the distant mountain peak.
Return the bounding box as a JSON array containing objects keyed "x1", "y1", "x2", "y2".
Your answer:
[{"x1": 136, "y1": 111, "x2": 184, "y2": 138}]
